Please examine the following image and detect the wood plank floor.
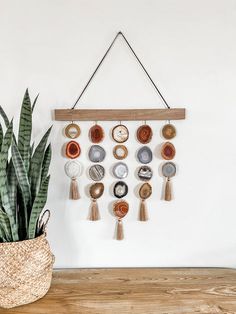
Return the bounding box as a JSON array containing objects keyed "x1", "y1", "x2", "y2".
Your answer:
[{"x1": 1, "y1": 268, "x2": 236, "y2": 314}]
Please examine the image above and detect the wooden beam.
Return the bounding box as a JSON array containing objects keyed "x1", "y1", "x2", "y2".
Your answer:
[{"x1": 54, "y1": 108, "x2": 186, "y2": 121}]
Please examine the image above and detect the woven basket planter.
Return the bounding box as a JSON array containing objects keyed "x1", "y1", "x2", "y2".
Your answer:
[{"x1": 0, "y1": 233, "x2": 54, "y2": 309}]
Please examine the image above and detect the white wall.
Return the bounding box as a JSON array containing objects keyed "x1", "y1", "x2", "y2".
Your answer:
[{"x1": 0, "y1": 0, "x2": 236, "y2": 268}]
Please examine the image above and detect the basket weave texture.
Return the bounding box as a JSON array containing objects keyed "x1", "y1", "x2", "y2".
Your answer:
[{"x1": 0, "y1": 233, "x2": 54, "y2": 309}]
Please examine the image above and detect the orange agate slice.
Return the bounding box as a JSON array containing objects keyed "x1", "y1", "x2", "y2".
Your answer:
[
  {"x1": 161, "y1": 142, "x2": 176, "y2": 160},
  {"x1": 66, "y1": 141, "x2": 81, "y2": 159}
]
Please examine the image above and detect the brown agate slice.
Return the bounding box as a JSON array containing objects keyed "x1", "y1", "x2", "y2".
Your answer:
[
  {"x1": 137, "y1": 125, "x2": 153, "y2": 144},
  {"x1": 113, "y1": 200, "x2": 129, "y2": 219},
  {"x1": 65, "y1": 123, "x2": 81, "y2": 139},
  {"x1": 89, "y1": 125, "x2": 104, "y2": 143},
  {"x1": 139, "y1": 183, "x2": 152, "y2": 200},
  {"x1": 89, "y1": 183, "x2": 104, "y2": 200},
  {"x1": 161, "y1": 142, "x2": 176, "y2": 160},
  {"x1": 66, "y1": 141, "x2": 81, "y2": 159},
  {"x1": 162, "y1": 124, "x2": 176, "y2": 139}
]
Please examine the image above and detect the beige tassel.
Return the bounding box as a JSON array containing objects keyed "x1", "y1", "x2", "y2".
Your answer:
[
  {"x1": 116, "y1": 219, "x2": 124, "y2": 240},
  {"x1": 70, "y1": 178, "x2": 80, "y2": 200},
  {"x1": 90, "y1": 199, "x2": 100, "y2": 221},
  {"x1": 139, "y1": 199, "x2": 148, "y2": 221},
  {"x1": 165, "y1": 178, "x2": 172, "y2": 201}
]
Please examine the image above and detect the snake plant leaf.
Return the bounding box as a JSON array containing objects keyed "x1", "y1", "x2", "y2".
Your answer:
[
  {"x1": 7, "y1": 160, "x2": 18, "y2": 226},
  {"x1": 0, "y1": 123, "x2": 3, "y2": 149},
  {"x1": 0, "y1": 208, "x2": 12, "y2": 242},
  {"x1": 11, "y1": 142, "x2": 31, "y2": 227},
  {"x1": 30, "y1": 142, "x2": 35, "y2": 158},
  {"x1": 0, "y1": 122, "x2": 10, "y2": 213},
  {"x1": 28, "y1": 175, "x2": 50, "y2": 239},
  {"x1": 0, "y1": 105, "x2": 9, "y2": 128},
  {"x1": 30, "y1": 126, "x2": 52, "y2": 201},
  {"x1": 32, "y1": 93, "x2": 39, "y2": 113},
  {"x1": 18, "y1": 89, "x2": 32, "y2": 171},
  {"x1": 41, "y1": 144, "x2": 52, "y2": 184}
]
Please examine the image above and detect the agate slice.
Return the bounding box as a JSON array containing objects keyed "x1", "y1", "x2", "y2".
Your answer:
[
  {"x1": 112, "y1": 125, "x2": 129, "y2": 143},
  {"x1": 89, "y1": 182, "x2": 104, "y2": 200},
  {"x1": 137, "y1": 166, "x2": 153, "y2": 181},
  {"x1": 89, "y1": 164, "x2": 105, "y2": 181},
  {"x1": 89, "y1": 124, "x2": 104, "y2": 143},
  {"x1": 162, "y1": 124, "x2": 176, "y2": 140},
  {"x1": 139, "y1": 183, "x2": 152, "y2": 200},
  {"x1": 161, "y1": 142, "x2": 176, "y2": 160},
  {"x1": 88, "y1": 145, "x2": 106, "y2": 163},
  {"x1": 65, "y1": 141, "x2": 81, "y2": 159},
  {"x1": 65, "y1": 123, "x2": 81, "y2": 139},
  {"x1": 137, "y1": 125, "x2": 153, "y2": 144},
  {"x1": 162, "y1": 162, "x2": 176, "y2": 179},
  {"x1": 113, "y1": 145, "x2": 128, "y2": 160},
  {"x1": 113, "y1": 181, "x2": 128, "y2": 198},
  {"x1": 64, "y1": 160, "x2": 83, "y2": 178},
  {"x1": 113, "y1": 162, "x2": 128, "y2": 179},
  {"x1": 137, "y1": 146, "x2": 153, "y2": 164},
  {"x1": 113, "y1": 200, "x2": 129, "y2": 219}
]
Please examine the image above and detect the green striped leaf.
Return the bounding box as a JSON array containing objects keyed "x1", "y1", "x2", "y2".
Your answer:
[
  {"x1": 41, "y1": 144, "x2": 52, "y2": 184},
  {"x1": 28, "y1": 176, "x2": 50, "y2": 239},
  {"x1": 7, "y1": 160, "x2": 18, "y2": 235},
  {"x1": 0, "y1": 122, "x2": 14, "y2": 234},
  {"x1": 0, "y1": 208, "x2": 12, "y2": 242},
  {"x1": 30, "y1": 126, "x2": 52, "y2": 201},
  {"x1": 18, "y1": 89, "x2": 32, "y2": 171},
  {"x1": 0, "y1": 123, "x2": 3, "y2": 149},
  {"x1": 32, "y1": 93, "x2": 39, "y2": 113},
  {"x1": 11, "y1": 142, "x2": 31, "y2": 228},
  {"x1": 0, "y1": 105, "x2": 9, "y2": 127}
]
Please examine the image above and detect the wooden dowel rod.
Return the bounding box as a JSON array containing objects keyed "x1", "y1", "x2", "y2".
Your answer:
[{"x1": 54, "y1": 108, "x2": 186, "y2": 121}]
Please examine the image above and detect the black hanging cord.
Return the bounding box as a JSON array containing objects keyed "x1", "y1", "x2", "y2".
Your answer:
[{"x1": 71, "y1": 31, "x2": 170, "y2": 109}]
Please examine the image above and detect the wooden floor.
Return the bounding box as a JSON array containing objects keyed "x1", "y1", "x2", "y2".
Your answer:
[{"x1": 1, "y1": 268, "x2": 236, "y2": 314}]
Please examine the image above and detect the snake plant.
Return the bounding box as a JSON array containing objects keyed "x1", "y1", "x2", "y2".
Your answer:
[{"x1": 0, "y1": 89, "x2": 52, "y2": 242}]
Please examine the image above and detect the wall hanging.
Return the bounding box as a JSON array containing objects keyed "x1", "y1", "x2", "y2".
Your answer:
[{"x1": 54, "y1": 31, "x2": 186, "y2": 240}]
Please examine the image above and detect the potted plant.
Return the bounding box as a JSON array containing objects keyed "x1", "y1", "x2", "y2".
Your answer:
[{"x1": 0, "y1": 89, "x2": 54, "y2": 309}]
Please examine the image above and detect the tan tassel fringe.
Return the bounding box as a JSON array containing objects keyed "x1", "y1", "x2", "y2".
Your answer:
[
  {"x1": 90, "y1": 199, "x2": 100, "y2": 221},
  {"x1": 139, "y1": 199, "x2": 148, "y2": 221},
  {"x1": 116, "y1": 219, "x2": 124, "y2": 240},
  {"x1": 70, "y1": 178, "x2": 80, "y2": 200},
  {"x1": 165, "y1": 178, "x2": 172, "y2": 201}
]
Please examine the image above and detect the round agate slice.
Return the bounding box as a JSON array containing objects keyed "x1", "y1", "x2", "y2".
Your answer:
[
  {"x1": 65, "y1": 141, "x2": 81, "y2": 159},
  {"x1": 113, "y1": 181, "x2": 128, "y2": 198},
  {"x1": 162, "y1": 124, "x2": 176, "y2": 139},
  {"x1": 65, "y1": 123, "x2": 81, "y2": 139},
  {"x1": 113, "y1": 145, "x2": 128, "y2": 160},
  {"x1": 113, "y1": 162, "x2": 128, "y2": 179},
  {"x1": 161, "y1": 142, "x2": 176, "y2": 160},
  {"x1": 137, "y1": 146, "x2": 153, "y2": 164},
  {"x1": 88, "y1": 145, "x2": 106, "y2": 163},
  {"x1": 64, "y1": 160, "x2": 83, "y2": 178},
  {"x1": 137, "y1": 166, "x2": 153, "y2": 181},
  {"x1": 113, "y1": 200, "x2": 129, "y2": 219},
  {"x1": 137, "y1": 125, "x2": 153, "y2": 144},
  {"x1": 162, "y1": 162, "x2": 176, "y2": 178},
  {"x1": 112, "y1": 125, "x2": 129, "y2": 143},
  {"x1": 89, "y1": 164, "x2": 105, "y2": 181},
  {"x1": 89, "y1": 124, "x2": 104, "y2": 143}
]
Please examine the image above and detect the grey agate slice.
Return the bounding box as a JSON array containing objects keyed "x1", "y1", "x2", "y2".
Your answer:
[
  {"x1": 137, "y1": 166, "x2": 153, "y2": 181},
  {"x1": 89, "y1": 164, "x2": 105, "y2": 181},
  {"x1": 137, "y1": 146, "x2": 153, "y2": 164},
  {"x1": 88, "y1": 145, "x2": 106, "y2": 163}
]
